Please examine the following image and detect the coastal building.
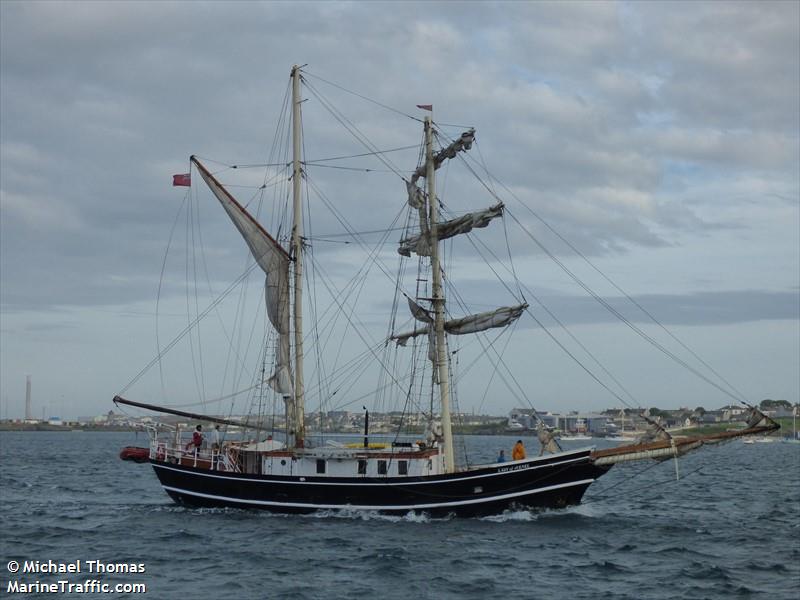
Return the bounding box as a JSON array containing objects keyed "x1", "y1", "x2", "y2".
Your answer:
[{"x1": 507, "y1": 409, "x2": 613, "y2": 434}]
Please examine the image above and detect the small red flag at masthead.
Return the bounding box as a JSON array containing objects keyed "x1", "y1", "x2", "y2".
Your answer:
[
  {"x1": 416, "y1": 104, "x2": 433, "y2": 111},
  {"x1": 172, "y1": 173, "x2": 191, "y2": 187}
]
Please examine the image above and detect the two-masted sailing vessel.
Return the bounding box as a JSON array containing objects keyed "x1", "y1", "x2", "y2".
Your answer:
[{"x1": 116, "y1": 66, "x2": 778, "y2": 517}]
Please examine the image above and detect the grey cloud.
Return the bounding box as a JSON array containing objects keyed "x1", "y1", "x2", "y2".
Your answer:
[
  {"x1": 637, "y1": 2, "x2": 800, "y2": 132},
  {"x1": 531, "y1": 289, "x2": 800, "y2": 327},
  {"x1": 1, "y1": 2, "x2": 797, "y2": 311},
  {"x1": 1, "y1": 1, "x2": 797, "y2": 417},
  {"x1": 447, "y1": 281, "x2": 799, "y2": 327}
]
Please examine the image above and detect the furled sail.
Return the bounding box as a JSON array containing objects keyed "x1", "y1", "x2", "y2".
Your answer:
[
  {"x1": 392, "y1": 302, "x2": 528, "y2": 346},
  {"x1": 398, "y1": 202, "x2": 504, "y2": 257},
  {"x1": 407, "y1": 297, "x2": 433, "y2": 324},
  {"x1": 636, "y1": 415, "x2": 671, "y2": 444},
  {"x1": 410, "y1": 128, "x2": 476, "y2": 182},
  {"x1": 537, "y1": 422, "x2": 562, "y2": 456},
  {"x1": 191, "y1": 156, "x2": 293, "y2": 396}
]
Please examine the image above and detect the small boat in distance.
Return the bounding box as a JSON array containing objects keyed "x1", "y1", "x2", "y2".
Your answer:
[
  {"x1": 605, "y1": 435, "x2": 633, "y2": 443},
  {"x1": 743, "y1": 436, "x2": 777, "y2": 444},
  {"x1": 559, "y1": 434, "x2": 593, "y2": 441},
  {"x1": 115, "y1": 66, "x2": 779, "y2": 517}
]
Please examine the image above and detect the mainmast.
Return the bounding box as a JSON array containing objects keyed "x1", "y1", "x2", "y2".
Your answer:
[
  {"x1": 291, "y1": 65, "x2": 306, "y2": 448},
  {"x1": 425, "y1": 116, "x2": 455, "y2": 473}
]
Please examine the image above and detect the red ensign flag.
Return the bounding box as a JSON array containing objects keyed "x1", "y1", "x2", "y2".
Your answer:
[
  {"x1": 172, "y1": 173, "x2": 191, "y2": 187},
  {"x1": 416, "y1": 104, "x2": 433, "y2": 111}
]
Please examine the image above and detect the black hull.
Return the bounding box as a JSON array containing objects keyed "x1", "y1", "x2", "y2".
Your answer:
[{"x1": 151, "y1": 448, "x2": 611, "y2": 517}]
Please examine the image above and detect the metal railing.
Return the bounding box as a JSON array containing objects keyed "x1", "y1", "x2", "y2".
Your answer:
[{"x1": 149, "y1": 436, "x2": 241, "y2": 473}]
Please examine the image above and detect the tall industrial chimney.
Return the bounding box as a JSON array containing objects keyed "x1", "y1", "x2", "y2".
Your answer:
[{"x1": 25, "y1": 375, "x2": 32, "y2": 421}]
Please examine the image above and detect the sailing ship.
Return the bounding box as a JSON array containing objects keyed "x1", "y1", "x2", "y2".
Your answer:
[{"x1": 115, "y1": 66, "x2": 778, "y2": 517}]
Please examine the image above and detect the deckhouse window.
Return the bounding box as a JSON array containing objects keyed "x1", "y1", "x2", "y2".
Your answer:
[
  {"x1": 398, "y1": 460, "x2": 408, "y2": 475},
  {"x1": 377, "y1": 460, "x2": 387, "y2": 475},
  {"x1": 357, "y1": 459, "x2": 367, "y2": 475},
  {"x1": 316, "y1": 459, "x2": 326, "y2": 474}
]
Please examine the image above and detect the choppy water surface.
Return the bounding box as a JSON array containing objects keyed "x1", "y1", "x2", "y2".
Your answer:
[{"x1": 1, "y1": 432, "x2": 798, "y2": 599}]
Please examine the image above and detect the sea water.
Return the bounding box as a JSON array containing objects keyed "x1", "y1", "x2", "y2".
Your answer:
[{"x1": 1, "y1": 432, "x2": 798, "y2": 599}]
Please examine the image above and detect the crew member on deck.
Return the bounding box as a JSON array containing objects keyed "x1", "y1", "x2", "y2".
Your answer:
[
  {"x1": 512, "y1": 439, "x2": 526, "y2": 461},
  {"x1": 497, "y1": 450, "x2": 506, "y2": 462},
  {"x1": 211, "y1": 425, "x2": 222, "y2": 469},
  {"x1": 186, "y1": 425, "x2": 203, "y2": 451}
]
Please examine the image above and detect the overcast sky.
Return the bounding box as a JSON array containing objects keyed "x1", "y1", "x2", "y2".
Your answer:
[{"x1": 1, "y1": 1, "x2": 798, "y2": 421}]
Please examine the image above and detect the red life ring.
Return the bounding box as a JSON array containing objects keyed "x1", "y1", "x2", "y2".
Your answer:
[{"x1": 155, "y1": 443, "x2": 166, "y2": 461}]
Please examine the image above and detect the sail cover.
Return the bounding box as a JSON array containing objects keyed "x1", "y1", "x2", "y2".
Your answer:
[
  {"x1": 398, "y1": 203, "x2": 504, "y2": 257},
  {"x1": 392, "y1": 302, "x2": 528, "y2": 346},
  {"x1": 191, "y1": 157, "x2": 293, "y2": 395}
]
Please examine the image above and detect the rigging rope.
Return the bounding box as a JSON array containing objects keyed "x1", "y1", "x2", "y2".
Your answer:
[
  {"x1": 304, "y1": 144, "x2": 420, "y2": 163},
  {"x1": 302, "y1": 76, "x2": 420, "y2": 192},
  {"x1": 441, "y1": 204, "x2": 641, "y2": 409},
  {"x1": 119, "y1": 260, "x2": 262, "y2": 395},
  {"x1": 156, "y1": 193, "x2": 188, "y2": 402},
  {"x1": 430, "y1": 126, "x2": 750, "y2": 406},
  {"x1": 304, "y1": 250, "x2": 428, "y2": 415},
  {"x1": 304, "y1": 164, "x2": 403, "y2": 173},
  {"x1": 505, "y1": 208, "x2": 747, "y2": 406},
  {"x1": 453, "y1": 140, "x2": 751, "y2": 405},
  {"x1": 302, "y1": 69, "x2": 424, "y2": 123}
]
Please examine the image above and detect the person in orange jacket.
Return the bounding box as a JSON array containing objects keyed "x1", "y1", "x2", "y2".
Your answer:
[{"x1": 512, "y1": 439, "x2": 526, "y2": 461}]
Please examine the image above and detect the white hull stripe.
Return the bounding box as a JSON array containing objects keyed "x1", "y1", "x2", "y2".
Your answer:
[
  {"x1": 161, "y1": 478, "x2": 596, "y2": 511},
  {"x1": 152, "y1": 450, "x2": 592, "y2": 487}
]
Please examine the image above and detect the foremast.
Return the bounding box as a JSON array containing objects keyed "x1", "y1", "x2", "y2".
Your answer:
[
  {"x1": 395, "y1": 118, "x2": 527, "y2": 473},
  {"x1": 290, "y1": 65, "x2": 306, "y2": 448},
  {"x1": 425, "y1": 116, "x2": 455, "y2": 473}
]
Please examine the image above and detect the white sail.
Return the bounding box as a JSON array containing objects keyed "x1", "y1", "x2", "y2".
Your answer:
[
  {"x1": 191, "y1": 156, "x2": 293, "y2": 396},
  {"x1": 398, "y1": 203, "x2": 504, "y2": 257},
  {"x1": 392, "y1": 302, "x2": 528, "y2": 345}
]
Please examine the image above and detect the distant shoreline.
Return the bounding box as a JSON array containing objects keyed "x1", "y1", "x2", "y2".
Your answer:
[
  {"x1": 1, "y1": 423, "x2": 791, "y2": 436},
  {"x1": 0, "y1": 424, "x2": 140, "y2": 432}
]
